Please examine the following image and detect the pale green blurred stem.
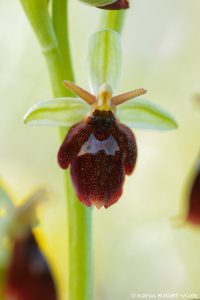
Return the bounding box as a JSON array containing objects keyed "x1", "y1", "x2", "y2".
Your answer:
[
  {"x1": 19, "y1": 1, "x2": 92, "y2": 300},
  {"x1": 20, "y1": 0, "x2": 65, "y2": 97},
  {"x1": 52, "y1": 0, "x2": 74, "y2": 77},
  {"x1": 19, "y1": 2, "x2": 125, "y2": 300}
]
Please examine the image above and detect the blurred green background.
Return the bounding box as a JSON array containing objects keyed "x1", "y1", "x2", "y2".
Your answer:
[{"x1": 0, "y1": 0, "x2": 200, "y2": 299}]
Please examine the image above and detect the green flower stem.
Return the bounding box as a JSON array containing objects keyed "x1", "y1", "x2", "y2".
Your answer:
[
  {"x1": 20, "y1": 2, "x2": 126, "y2": 299},
  {"x1": 52, "y1": 0, "x2": 74, "y2": 77},
  {"x1": 20, "y1": 1, "x2": 92, "y2": 300},
  {"x1": 100, "y1": 10, "x2": 126, "y2": 33},
  {"x1": 66, "y1": 172, "x2": 93, "y2": 300},
  {"x1": 20, "y1": 0, "x2": 64, "y2": 97}
]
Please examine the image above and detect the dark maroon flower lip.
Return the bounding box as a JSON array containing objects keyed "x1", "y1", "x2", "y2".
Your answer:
[
  {"x1": 57, "y1": 81, "x2": 146, "y2": 209},
  {"x1": 186, "y1": 160, "x2": 200, "y2": 225},
  {"x1": 5, "y1": 230, "x2": 57, "y2": 300},
  {"x1": 58, "y1": 109, "x2": 137, "y2": 209},
  {"x1": 97, "y1": 0, "x2": 129, "y2": 10}
]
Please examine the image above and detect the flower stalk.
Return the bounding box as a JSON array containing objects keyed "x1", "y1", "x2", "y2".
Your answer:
[
  {"x1": 20, "y1": 2, "x2": 128, "y2": 300},
  {"x1": 100, "y1": 10, "x2": 126, "y2": 33},
  {"x1": 19, "y1": 1, "x2": 94, "y2": 299},
  {"x1": 18, "y1": 0, "x2": 178, "y2": 298}
]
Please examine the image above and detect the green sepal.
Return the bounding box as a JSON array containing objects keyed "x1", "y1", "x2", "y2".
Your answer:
[
  {"x1": 87, "y1": 29, "x2": 122, "y2": 95},
  {"x1": 24, "y1": 98, "x2": 89, "y2": 127},
  {"x1": 117, "y1": 98, "x2": 178, "y2": 130}
]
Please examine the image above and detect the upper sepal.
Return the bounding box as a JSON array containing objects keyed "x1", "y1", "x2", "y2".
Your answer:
[
  {"x1": 24, "y1": 98, "x2": 89, "y2": 127},
  {"x1": 117, "y1": 98, "x2": 178, "y2": 130},
  {"x1": 87, "y1": 29, "x2": 122, "y2": 95}
]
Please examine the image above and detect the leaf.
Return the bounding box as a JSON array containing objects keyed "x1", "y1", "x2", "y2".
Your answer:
[
  {"x1": 79, "y1": 0, "x2": 117, "y2": 6},
  {"x1": 117, "y1": 98, "x2": 178, "y2": 130},
  {"x1": 87, "y1": 29, "x2": 122, "y2": 95},
  {"x1": 24, "y1": 98, "x2": 89, "y2": 127}
]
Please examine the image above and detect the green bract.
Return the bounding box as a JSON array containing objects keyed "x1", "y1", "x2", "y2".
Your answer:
[{"x1": 87, "y1": 29, "x2": 121, "y2": 95}]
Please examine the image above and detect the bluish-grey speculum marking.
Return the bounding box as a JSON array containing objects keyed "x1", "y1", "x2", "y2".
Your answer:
[{"x1": 78, "y1": 133, "x2": 119, "y2": 156}]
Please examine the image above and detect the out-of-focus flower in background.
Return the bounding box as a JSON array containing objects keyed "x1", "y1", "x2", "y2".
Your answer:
[
  {"x1": 186, "y1": 158, "x2": 200, "y2": 225},
  {"x1": 5, "y1": 229, "x2": 57, "y2": 300},
  {"x1": 24, "y1": 29, "x2": 177, "y2": 209},
  {"x1": 1, "y1": 1, "x2": 200, "y2": 299},
  {"x1": 0, "y1": 184, "x2": 58, "y2": 300},
  {"x1": 79, "y1": 0, "x2": 129, "y2": 9}
]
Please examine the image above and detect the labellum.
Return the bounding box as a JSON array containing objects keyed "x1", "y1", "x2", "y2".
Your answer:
[
  {"x1": 58, "y1": 81, "x2": 146, "y2": 208},
  {"x1": 97, "y1": 0, "x2": 129, "y2": 9},
  {"x1": 186, "y1": 160, "x2": 200, "y2": 225},
  {"x1": 23, "y1": 29, "x2": 177, "y2": 209},
  {"x1": 5, "y1": 229, "x2": 57, "y2": 300}
]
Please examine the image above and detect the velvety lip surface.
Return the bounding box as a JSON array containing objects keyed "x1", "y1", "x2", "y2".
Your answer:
[{"x1": 58, "y1": 110, "x2": 137, "y2": 208}]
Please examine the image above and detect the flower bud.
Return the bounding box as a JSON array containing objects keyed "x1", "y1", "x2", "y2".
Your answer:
[
  {"x1": 97, "y1": 0, "x2": 129, "y2": 9},
  {"x1": 79, "y1": 0, "x2": 129, "y2": 10}
]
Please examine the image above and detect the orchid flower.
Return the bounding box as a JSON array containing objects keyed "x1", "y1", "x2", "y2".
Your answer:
[
  {"x1": 24, "y1": 29, "x2": 178, "y2": 209},
  {"x1": 0, "y1": 183, "x2": 57, "y2": 300}
]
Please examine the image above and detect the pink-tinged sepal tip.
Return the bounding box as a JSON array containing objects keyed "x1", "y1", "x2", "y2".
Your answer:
[{"x1": 58, "y1": 109, "x2": 137, "y2": 209}]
